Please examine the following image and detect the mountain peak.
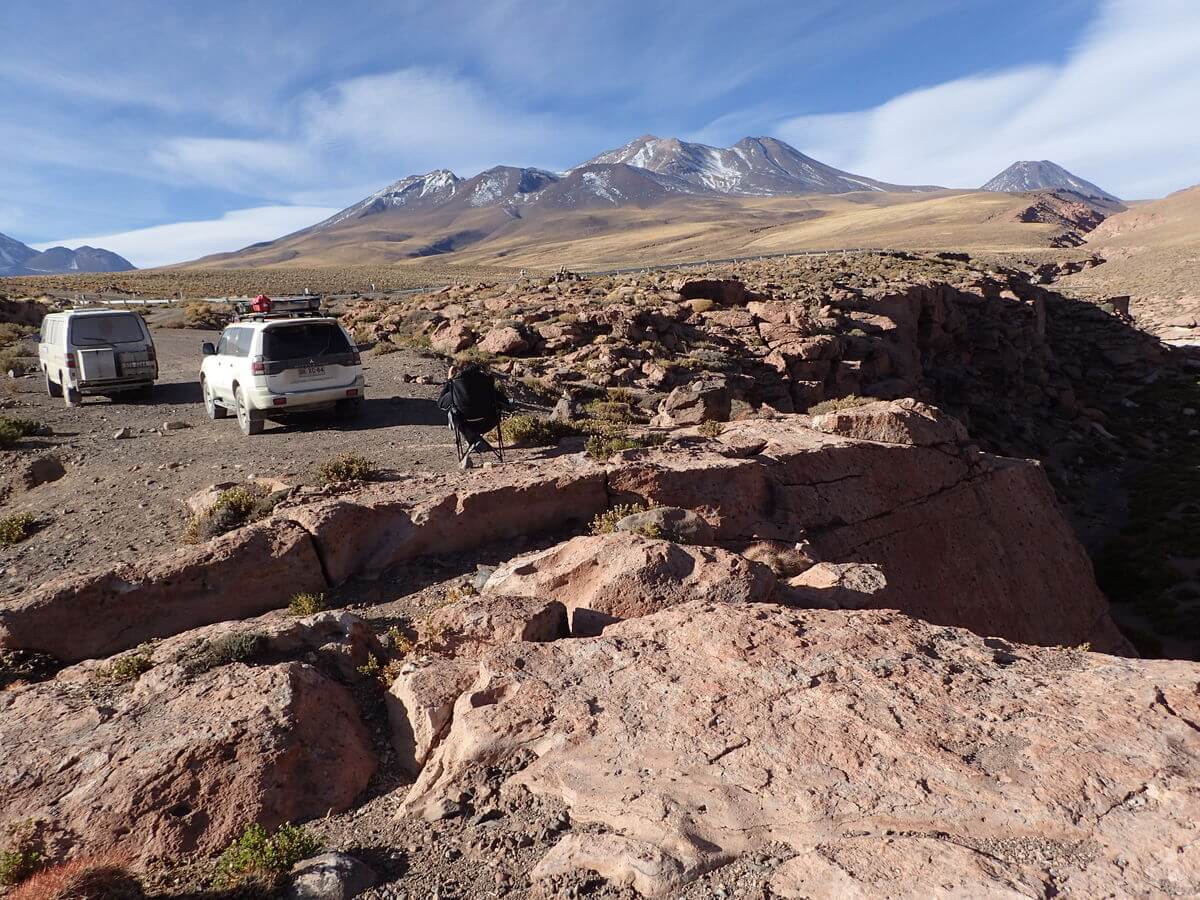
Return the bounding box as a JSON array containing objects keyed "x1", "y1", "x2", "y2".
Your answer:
[
  {"x1": 583, "y1": 134, "x2": 938, "y2": 196},
  {"x1": 981, "y1": 160, "x2": 1120, "y2": 202}
]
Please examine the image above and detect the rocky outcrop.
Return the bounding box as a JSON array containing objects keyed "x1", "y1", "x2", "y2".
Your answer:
[
  {"x1": 402, "y1": 602, "x2": 1200, "y2": 897},
  {"x1": 0, "y1": 614, "x2": 378, "y2": 864},
  {"x1": 0, "y1": 521, "x2": 326, "y2": 663},
  {"x1": 483, "y1": 532, "x2": 776, "y2": 635},
  {"x1": 2, "y1": 405, "x2": 1129, "y2": 661},
  {"x1": 279, "y1": 460, "x2": 608, "y2": 584}
]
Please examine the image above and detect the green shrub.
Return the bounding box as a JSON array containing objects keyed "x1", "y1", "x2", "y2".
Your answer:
[
  {"x1": 697, "y1": 420, "x2": 725, "y2": 437},
  {"x1": 181, "y1": 632, "x2": 264, "y2": 675},
  {"x1": 583, "y1": 429, "x2": 663, "y2": 460},
  {"x1": 372, "y1": 341, "x2": 399, "y2": 355},
  {"x1": 102, "y1": 653, "x2": 153, "y2": 683},
  {"x1": 184, "y1": 485, "x2": 284, "y2": 544},
  {"x1": 288, "y1": 592, "x2": 326, "y2": 617},
  {"x1": 0, "y1": 417, "x2": 44, "y2": 449},
  {"x1": 0, "y1": 513, "x2": 36, "y2": 546},
  {"x1": 182, "y1": 301, "x2": 233, "y2": 330},
  {"x1": 0, "y1": 820, "x2": 44, "y2": 886},
  {"x1": 806, "y1": 394, "x2": 874, "y2": 415},
  {"x1": 498, "y1": 414, "x2": 581, "y2": 447},
  {"x1": 216, "y1": 823, "x2": 319, "y2": 886},
  {"x1": 584, "y1": 399, "x2": 634, "y2": 424},
  {"x1": 316, "y1": 453, "x2": 378, "y2": 485},
  {"x1": 590, "y1": 502, "x2": 646, "y2": 536}
]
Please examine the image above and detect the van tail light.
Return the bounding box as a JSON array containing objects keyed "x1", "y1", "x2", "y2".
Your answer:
[
  {"x1": 65, "y1": 352, "x2": 77, "y2": 369},
  {"x1": 251, "y1": 356, "x2": 266, "y2": 375}
]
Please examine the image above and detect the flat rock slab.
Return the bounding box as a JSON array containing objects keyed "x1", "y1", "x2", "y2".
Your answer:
[
  {"x1": 403, "y1": 602, "x2": 1200, "y2": 897},
  {"x1": 0, "y1": 657, "x2": 376, "y2": 863}
]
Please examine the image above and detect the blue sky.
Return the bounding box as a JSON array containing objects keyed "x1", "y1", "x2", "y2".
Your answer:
[{"x1": 2, "y1": 0, "x2": 1197, "y2": 267}]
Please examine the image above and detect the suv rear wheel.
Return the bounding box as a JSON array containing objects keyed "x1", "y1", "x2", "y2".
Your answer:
[
  {"x1": 336, "y1": 396, "x2": 363, "y2": 419},
  {"x1": 235, "y1": 385, "x2": 263, "y2": 435},
  {"x1": 203, "y1": 378, "x2": 228, "y2": 420},
  {"x1": 45, "y1": 370, "x2": 62, "y2": 399}
]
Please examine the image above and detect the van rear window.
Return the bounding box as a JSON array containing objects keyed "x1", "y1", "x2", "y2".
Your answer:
[
  {"x1": 69, "y1": 314, "x2": 144, "y2": 345},
  {"x1": 262, "y1": 323, "x2": 351, "y2": 361}
]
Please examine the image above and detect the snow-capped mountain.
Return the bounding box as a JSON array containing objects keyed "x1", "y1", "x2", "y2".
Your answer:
[
  {"x1": 312, "y1": 170, "x2": 463, "y2": 229},
  {"x1": 581, "y1": 135, "x2": 938, "y2": 195},
  {"x1": 981, "y1": 161, "x2": 1120, "y2": 202},
  {"x1": 0, "y1": 232, "x2": 135, "y2": 275}
]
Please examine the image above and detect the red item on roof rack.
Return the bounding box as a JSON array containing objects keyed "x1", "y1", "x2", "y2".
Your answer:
[{"x1": 251, "y1": 294, "x2": 273, "y2": 313}]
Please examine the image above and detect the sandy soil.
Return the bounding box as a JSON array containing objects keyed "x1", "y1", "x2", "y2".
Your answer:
[{"x1": 0, "y1": 326, "x2": 494, "y2": 598}]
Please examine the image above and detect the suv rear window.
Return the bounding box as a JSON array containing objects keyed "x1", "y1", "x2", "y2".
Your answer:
[
  {"x1": 262, "y1": 323, "x2": 351, "y2": 361},
  {"x1": 69, "y1": 314, "x2": 144, "y2": 345}
]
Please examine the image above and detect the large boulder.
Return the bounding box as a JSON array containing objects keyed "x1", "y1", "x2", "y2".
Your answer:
[
  {"x1": 651, "y1": 381, "x2": 731, "y2": 427},
  {"x1": 608, "y1": 413, "x2": 1131, "y2": 653},
  {"x1": 483, "y1": 532, "x2": 776, "y2": 636},
  {"x1": 402, "y1": 602, "x2": 1200, "y2": 897},
  {"x1": 0, "y1": 521, "x2": 326, "y2": 663},
  {"x1": 0, "y1": 649, "x2": 376, "y2": 864},
  {"x1": 808, "y1": 397, "x2": 969, "y2": 446}
]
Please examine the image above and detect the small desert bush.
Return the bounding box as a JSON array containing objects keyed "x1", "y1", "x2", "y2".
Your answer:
[
  {"x1": 184, "y1": 485, "x2": 282, "y2": 544},
  {"x1": 0, "y1": 512, "x2": 37, "y2": 546},
  {"x1": 806, "y1": 394, "x2": 874, "y2": 415},
  {"x1": 697, "y1": 420, "x2": 725, "y2": 437},
  {"x1": 373, "y1": 340, "x2": 399, "y2": 355},
  {"x1": 216, "y1": 823, "x2": 319, "y2": 887},
  {"x1": 0, "y1": 416, "x2": 44, "y2": 449},
  {"x1": 590, "y1": 502, "x2": 647, "y2": 536},
  {"x1": 0, "y1": 648, "x2": 58, "y2": 689},
  {"x1": 181, "y1": 632, "x2": 264, "y2": 675},
  {"x1": 316, "y1": 452, "x2": 378, "y2": 485},
  {"x1": 182, "y1": 301, "x2": 233, "y2": 330},
  {"x1": 101, "y1": 653, "x2": 153, "y2": 683},
  {"x1": 497, "y1": 414, "x2": 581, "y2": 447},
  {"x1": 357, "y1": 652, "x2": 406, "y2": 686},
  {"x1": 584, "y1": 398, "x2": 634, "y2": 424},
  {"x1": 0, "y1": 820, "x2": 44, "y2": 887},
  {"x1": 584, "y1": 430, "x2": 663, "y2": 460},
  {"x1": 288, "y1": 592, "x2": 326, "y2": 617},
  {"x1": 7, "y1": 854, "x2": 141, "y2": 900}
]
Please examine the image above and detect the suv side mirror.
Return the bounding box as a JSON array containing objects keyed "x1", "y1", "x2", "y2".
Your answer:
[{"x1": 201, "y1": 342, "x2": 216, "y2": 356}]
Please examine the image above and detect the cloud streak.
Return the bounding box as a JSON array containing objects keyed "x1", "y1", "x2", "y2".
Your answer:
[{"x1": 774, "y1": 0, "x2": 1200, "y2": 198}]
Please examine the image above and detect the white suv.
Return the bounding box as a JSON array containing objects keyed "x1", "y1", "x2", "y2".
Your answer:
[{"x1": 199, "y1": 316, "x2": 365, "y2": 435}]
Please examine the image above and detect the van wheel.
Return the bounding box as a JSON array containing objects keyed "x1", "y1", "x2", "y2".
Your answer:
[
  {"x1": 203, "y1": 379, "x2": 228, "y2": 420},
  {"x1": 45, "y1": 371, "x2": 62, "y2": 399},
  {"x1": 235, "y1": 386, "x2": 263, "y2": 435},
  {"x1": 63, "y1": 376, "x2": 81, "y2": 407}
]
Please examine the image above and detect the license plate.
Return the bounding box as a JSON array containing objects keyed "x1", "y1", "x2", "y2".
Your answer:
[{"x1": 297, "y1": 365, "x2": 325, "y2": 380}]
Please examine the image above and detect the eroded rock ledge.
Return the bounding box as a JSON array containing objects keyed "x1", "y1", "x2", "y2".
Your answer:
[{"x1": 1, "y1": 400, "x2": 1129, "y2": 662}]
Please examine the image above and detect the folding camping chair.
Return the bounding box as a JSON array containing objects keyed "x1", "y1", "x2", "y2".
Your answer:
[{"x1": 437, "y1": 365, "x2": 508, "y2": 469}]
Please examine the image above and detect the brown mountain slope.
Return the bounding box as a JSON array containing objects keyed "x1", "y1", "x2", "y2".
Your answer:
[
  {"x1": 188, "y1": 189, "x2": 1109, "y2": 273},
  {"x1": 1057, "y1": 185, "x2": 1200, "y2": 336}
]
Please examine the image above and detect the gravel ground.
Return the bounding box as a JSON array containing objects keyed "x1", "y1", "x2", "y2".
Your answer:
[{"x1": 0, "y1": 326, "x2": 503, "y2": 598}]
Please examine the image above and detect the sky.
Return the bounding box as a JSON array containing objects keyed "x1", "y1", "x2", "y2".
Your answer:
[{"x1": 1, "y1": 0, "x2": 1197, "y2": 268}]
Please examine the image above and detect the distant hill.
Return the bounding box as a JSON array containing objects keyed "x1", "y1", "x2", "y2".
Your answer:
[
  {"x1": 0, "y1": 232, "x2": 135, "y2": 275},
  {"x1": 981, "y1": 161, "x2": 1120, "y2": 203}
]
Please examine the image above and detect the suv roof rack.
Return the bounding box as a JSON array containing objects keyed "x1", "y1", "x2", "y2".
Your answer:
[{"x1": 231, "y1": 294, "x2": 326, "y2": 322}]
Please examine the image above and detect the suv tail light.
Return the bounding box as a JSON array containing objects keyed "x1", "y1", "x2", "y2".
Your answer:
[
  {"x1": 251, "y1": 356, "x2": 266, "y2": 375},
  {"x1": 350, "y1": 350, "x2": 361, "y2": 365},
  {"x1": 147, "y1": 345, "x2": 157, "y2": 362}
]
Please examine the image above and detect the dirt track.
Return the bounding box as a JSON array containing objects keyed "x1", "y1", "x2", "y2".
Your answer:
[{"x1": 0, "y1": 327, "x2": 480, "y2": 598}]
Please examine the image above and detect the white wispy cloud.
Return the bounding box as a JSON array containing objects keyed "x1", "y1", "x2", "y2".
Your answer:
[
  {"x1": 774, "y1": 0, "x2": 1200, "y2": 198},
  {"x1": 31, "y1": 206, "x2": 337, "y2": 269}
]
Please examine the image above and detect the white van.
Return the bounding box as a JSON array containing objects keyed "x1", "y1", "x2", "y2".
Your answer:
[
  {"x1": 199, "y1": 316, "x2": 364, "y2": 435},
  {"x1": 39, "y1": 309, "x2": 158, "y2": 406}
]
